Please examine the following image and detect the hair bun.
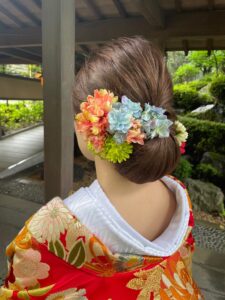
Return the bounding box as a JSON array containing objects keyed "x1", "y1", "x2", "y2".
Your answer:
[{"x1": 115, "y1": 132, "x2": 180, "y2": 183}]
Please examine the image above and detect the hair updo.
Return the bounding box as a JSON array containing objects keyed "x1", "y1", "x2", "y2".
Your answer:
[{"x1": 73, "y1": 36, "x2": 181, "y2": 183}]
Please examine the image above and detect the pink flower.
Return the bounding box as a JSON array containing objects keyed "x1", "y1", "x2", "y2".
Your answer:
[
  {"x1": 131, "y1": 119, "x2": 142, "y2": 129},
  {"x1": 13, "y1": 248, "x2": 50, "y2": 288},
  {"x1": 126, "y1": 118, "x2": 146, "y2": 145},
  {"x1": 89, "y1": 134, "x2": 105, "y2": 152},
  {"x1": 126, "y1": 128, "x2": 146, "y2": 145}
]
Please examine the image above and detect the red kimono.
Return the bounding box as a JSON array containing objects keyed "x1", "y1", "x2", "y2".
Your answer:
[{"x1": 0, "y1": 175, "x2": 204, "y2": 299}]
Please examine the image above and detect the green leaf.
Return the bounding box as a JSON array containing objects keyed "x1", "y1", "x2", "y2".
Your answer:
[
  {"x1": 48, "y1": 240, "x2": 65, "y2": 259},
  {"x1": 49, "y1": 241, "x2": 54, "y2": 253},
  {"x1": 17, "y1": 291, "x2": 30, "y2": 300},
  {"x1": 55, "y1": 240, "x2": 65, "y2": 259},
  {"x1": 28, "y1": 284, "x2": 55, "y2": 296},
  {"x1": 68, "y1": 239, "x2": 86, "y2": 268}
]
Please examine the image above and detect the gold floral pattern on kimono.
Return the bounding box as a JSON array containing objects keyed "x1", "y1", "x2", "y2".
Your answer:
[
  {"x1": 28, "y1": 197, "x2": 74, "y2": 243},
  {"x1": 127, "y1": 261, "x2": 167, "y2": 299},
  {"x1": 127, "y1": 251, "x2": 203, "y2": 300},
  {"x1": 46, "y1": 288, "x2": 88, "y2": 299},
  {"x1": 1, "y1": 175, "x2": 204, "y2": 299}
]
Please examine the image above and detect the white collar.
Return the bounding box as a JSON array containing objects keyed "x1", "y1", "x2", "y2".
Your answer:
[{"x1": 64, "y1": 175, "x2": 190, "y2": 256}]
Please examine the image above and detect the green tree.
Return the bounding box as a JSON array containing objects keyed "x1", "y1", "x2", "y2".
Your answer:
[
  {"x1": 188, "y1": 50, "x2": 225, "y2": 75},
  {"x1": 174, "y1": 64, "x2": 200, "y2": 83}
]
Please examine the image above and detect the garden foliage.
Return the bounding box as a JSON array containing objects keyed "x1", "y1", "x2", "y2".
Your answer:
[{"x1": 0, "y1": 101, "x2": 43, "y2": 133}]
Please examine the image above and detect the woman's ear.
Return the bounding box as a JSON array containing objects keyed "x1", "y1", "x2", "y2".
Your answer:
[{"x1": 74, "y1": 120, "x2": 95, "y2": 161}]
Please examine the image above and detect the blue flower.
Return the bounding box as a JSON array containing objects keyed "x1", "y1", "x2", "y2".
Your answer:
[
  {"x1": 151, "y1": 105, "x2": 166, "y2": 115},
  {"x1": 113, "y1": 132, "x2": 126, "y2": 144},
  {"x1": 141, "y1": 103, "x2": 166, "y2": 122},
  {"x1": 150, "y1": 118, "x2": 173, "y2": 138},
  {"x1": 121, "y1": 96, "x2": 142, "y2": 118},
  {"x1": 140, "y1": 103, "x2": 173, "y2": 139},
  {"x1": 142, "y1": 119, "x2": 157, "y2": 138},
  {"x1": 108, "y1": 108, "x2": 132, "y2": 134}
]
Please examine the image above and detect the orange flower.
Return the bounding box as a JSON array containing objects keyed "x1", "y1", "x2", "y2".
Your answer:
[
  {"x1": 89, "y1": 135, "x2": 106, "y2": 152},
  {"x1": 126, "y1": 128, "x2": 146, "y2": 145},
  {"x1": 126, "y1": 118, "x2": 146, "y2": 145},
  {"x1": 75, "y1": 89, "x2": 117, "y2": 152}
]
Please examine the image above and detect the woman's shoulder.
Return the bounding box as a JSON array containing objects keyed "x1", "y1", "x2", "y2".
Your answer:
[{"x1": 6, "y1": 196, "x2": 75, "y2": 258}]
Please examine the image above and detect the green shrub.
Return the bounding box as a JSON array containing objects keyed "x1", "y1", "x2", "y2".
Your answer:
[
  {"x1": 178, "y1": 116, "x2": 225, "y2": 161},
  {"x1": 173, "y1": 85, "x2": 210, "y2": 111},
  {"x1": 173, "y1": 157, "x2": 193, "y2": 181},
  {"x1": 188, "y1": 80, "x2": 208, "y2": 90},
  {"x1": 194, "y1": 163, "x2": 223, "y2": 188},
  {"x1": 0, "y1": 101, "x2": 43, "y2": 133},
  {"x1": 174, "y1": 64, "x2": 200, "y2": 83},
  {"x1": 195, "y1": 163, "x2": 222, "y2": 178},
  {"x1": 209, "y1": 75, "x2": 225, "y2": 104}
]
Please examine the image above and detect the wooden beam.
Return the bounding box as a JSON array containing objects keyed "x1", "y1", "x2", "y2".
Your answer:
[
  {"x1": 174, "y1": 0, "x2": 182, "y2": 12},
  {"x1": 0, "y1": 20, "x2": 9, "y2": 30},
  {"x1": 134, "y1": 0, "x2": 165, "y2": 28},
  {"x1": 0, "y1": 48, "x2": 41, "y2": 63},
  {"x1": 208, "y1": 0, "x2": 214, "y2": 10},
  {"x1": 0, "y1": 55, "x2": 26, "y2": 64},
  {"x1": 10, "y1": 0, "x2": 41, "y2": 27},
  {"x1": 42, "y1": 0, "x2": 75, "y2": 201},
  {"x1": 182, "y1": 39, "x2": 189, "y2": 56},
  {"x1": 0, "y1": 27, "x2": 41, "y2": 48},
  {"x1": 75, "y1": 11, "x2": 225, "y2": 43},
  {"x1": 32, "y1": 0, "x2": 42, "y2": 9},
  {"x1": 0, "y1": 3, "x2": 27, "y2": 27},
  {"x1": 0, "y1": 74, "x2": 42, "y2": 100},
  {"x1": 17, "y1": 47, "x2": 42, "y2": 58},
  {"x1": 207, "y1": 38, "x2": 213, "y2": 55},
  {"x1": 0, "y1": 11, "x2": 225, "y2": 48},
  {"x1": 85, "y1": 0, "x2": 104, "y2": 19},
  {"x1": 157, "y1": 39, "x2": 166, "y2": 53},
  {"x1": 112, "y1": 0, "x2": 128, "y2": 17}
]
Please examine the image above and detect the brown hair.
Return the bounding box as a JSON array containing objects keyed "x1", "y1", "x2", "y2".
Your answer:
[{"x1": 73, "y1": 36, "x2": 181, "y2": 183}]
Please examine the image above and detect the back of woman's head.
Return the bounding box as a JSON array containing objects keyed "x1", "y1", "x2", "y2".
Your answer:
[{"x1": 73, "y1": 36, "x2": 181, "y2": 183}]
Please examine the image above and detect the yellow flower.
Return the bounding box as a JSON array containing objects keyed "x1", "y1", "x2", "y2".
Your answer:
[{"x1": 175, "y1": 120, "x2": 188, "y2": 146}]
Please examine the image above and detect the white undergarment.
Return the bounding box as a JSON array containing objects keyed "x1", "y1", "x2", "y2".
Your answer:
[{"x1": 64, "y1": 175, "x2": 190, "y2": 257}]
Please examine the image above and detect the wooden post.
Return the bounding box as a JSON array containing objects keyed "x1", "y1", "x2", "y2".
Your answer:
[{"x1": 42, "y1": 0, "x2": 75, "y2": 202}]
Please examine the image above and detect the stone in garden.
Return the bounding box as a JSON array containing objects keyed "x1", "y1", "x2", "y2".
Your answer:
[
  {"x1": 184, "y1": 178, "x2": 224, "y2": 213},
  {"x1": 201, "y1": 152, "x2": 225, "y2": 176},
  {"x1": 190, "y1": 103, "x2": 225, "y2": 122},
  {"x1": 191, "y1": 104, "x2": 215, "y2": 114}
]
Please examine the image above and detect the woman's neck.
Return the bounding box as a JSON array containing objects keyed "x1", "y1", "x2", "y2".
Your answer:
[
  {"x1": 94, "y1": 156, "x2": 177, "y2": 242},
  {"x1": 94, "y1": 156, "x2": 160, "y2": 198}
]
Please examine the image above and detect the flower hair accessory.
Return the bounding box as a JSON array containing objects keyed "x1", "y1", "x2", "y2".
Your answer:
[{"x1": 75, "y1": 89, "x2": 188, "y2": 163}]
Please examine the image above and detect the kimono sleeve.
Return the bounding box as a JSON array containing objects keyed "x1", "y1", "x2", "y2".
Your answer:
[{"x1": 0, "y1": 214, "x2": 56, "y2": 300}]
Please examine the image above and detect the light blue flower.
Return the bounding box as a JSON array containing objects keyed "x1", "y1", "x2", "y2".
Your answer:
[
  {"x1": 142, "y1": 119, "x2": 157, "y2": 138},
  {"x1": 113, "y1": 132, "x2": 126, "y2": 144},
  {"x1": 141, "y1": 103, "x2": 166, "y2": 122},
  {"x1": 108, "y1": 108, "x2": 132, "y2": 134},
  {"x1": 151, "y1": 105, "x2": 166, "y2": 115},
  {"x1": 150, "y1": 118, "x2": 173, "y2": 138},
  {"x1": 121, "y1": 96, "x2": 142, "y2": 118},
  {"x1": 140, "y1": 103, "x2": 173, "y2": 139},
  {"x1": 112, "y1": 102, "x2": 122, "y2": 110}
]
